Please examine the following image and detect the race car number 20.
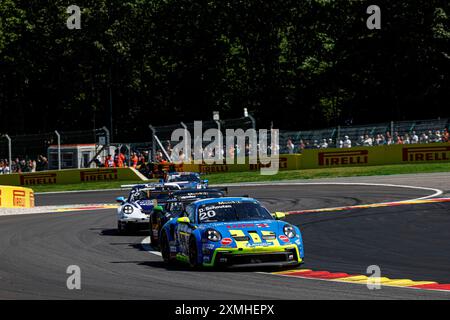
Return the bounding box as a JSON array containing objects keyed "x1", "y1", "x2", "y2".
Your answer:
[{"x1": 199, "y1": 209, "x2": 216, "y2": 221}]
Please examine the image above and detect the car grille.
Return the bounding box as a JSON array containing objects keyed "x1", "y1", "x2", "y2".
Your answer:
[
  {"x1": 215, "y1": 248, "x2": 297, "y2": 266},
  {"x1": 232, "y1": 236, "x2": 250, "y2": 241}
]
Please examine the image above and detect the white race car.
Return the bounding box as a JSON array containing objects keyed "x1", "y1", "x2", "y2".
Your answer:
[{"x1": 115, "y1": 184, "x2": 180, "y2": 234}]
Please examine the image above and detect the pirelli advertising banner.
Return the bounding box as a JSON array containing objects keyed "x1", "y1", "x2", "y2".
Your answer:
[
  {"x1": 0, "y1": 186, "x2": 35, "y2": 208},
  {"x1": 300, "y1": 143, "x2": 450, "y2": 169},
  {"x1": 0, "y1": 167, "x2": 147, "y2": 187}
]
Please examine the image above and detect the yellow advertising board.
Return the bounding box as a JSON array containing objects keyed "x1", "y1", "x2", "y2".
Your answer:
[
  {"x1": 169, "y1": 154, "x2": 302, "y2": 174},
  {"x1": 0, "y1": 167, "x2": 148, "y2": 187},
  {"x1": 0, "y1": 186, "x2": 34, "y2": 208},
  {"x1": 300, "y1": 143, "x2": 450, "y2": 169}
]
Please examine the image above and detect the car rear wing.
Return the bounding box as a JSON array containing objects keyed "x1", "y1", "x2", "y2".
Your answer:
[
  {"x1": 120, "y1": 183, "x2": 159, "y2": 189},
  {"x1": 120, "y1": 182, "x2": 181, "y2": 190},
  {"x1": 206, "y1": 187, "x2": 228, "y2": 194}
]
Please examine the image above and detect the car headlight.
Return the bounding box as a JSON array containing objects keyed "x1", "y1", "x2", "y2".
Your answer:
[
  {"x1": 283, "y1": 225, "x2": 296, "y2": 238},
  {"x1": 206, "y1": 229, "x2": 222, "y2": 242},
  {"x1": 123, "y1": 205, "x2": 134, "y2": 215}
]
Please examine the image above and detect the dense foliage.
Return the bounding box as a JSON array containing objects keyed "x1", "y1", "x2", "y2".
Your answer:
[{"x1": 0, "y1": 0, "x2": 448, "y2": 140}]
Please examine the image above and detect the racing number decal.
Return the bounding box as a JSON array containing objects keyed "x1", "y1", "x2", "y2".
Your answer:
[{"x1": 199, "y1": 208, "x2": 216, "y2": 221}]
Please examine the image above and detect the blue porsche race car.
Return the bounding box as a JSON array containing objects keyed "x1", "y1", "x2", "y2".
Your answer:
[
  {"x1": 149, "y1": 188, "x2": 228, "y2": 247},
  {"x1": 159, "y1": 197, "x2": 304, "y2": 268},
  {"x1": 163, "y1": 172, "x2": 208, "y2": 189}
]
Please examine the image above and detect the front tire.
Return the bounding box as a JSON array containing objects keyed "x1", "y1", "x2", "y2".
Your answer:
[
  {"x1": 188, "y1": 237, "x2": 200, "y2": 268},
  {"x1": 160, "y1": 232, "x2": 174, "y2": 265},
  {"x1": 117, "y1": 221, "x2": 126, "y2": 234}
]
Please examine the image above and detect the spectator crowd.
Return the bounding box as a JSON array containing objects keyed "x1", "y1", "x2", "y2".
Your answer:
[
  {"x1": 0, "y1": 155, "x2": 49, "y2": 174},
  {"x1": 284, "y1": 128, "x2": 449, "y2": 153},
  {"x1": 95, "y1": 149, "x2": 151, "y2": 169}
]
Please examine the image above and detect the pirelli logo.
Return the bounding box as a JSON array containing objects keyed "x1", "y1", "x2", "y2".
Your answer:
[
  {"x1": 318, "y1": 150, "x2": 369, "y2": 166},
  {"x1": 29, "y1": 192, "x2": 35, "y2": 207},
  {"x1": 13, "y1": 190, "x2": 26, "y2": 207},
  {"x1": 199, "y1": 164, "x2": 229, "y2": 173},
  {"x1": 402, "y1": 146, "x2": 450, "y2": 162},
  {"x1": 80, "y1": 169, "x2": 118, "y2": 182},
  {"x1": 249, "y1": 157, "x2": 288, "y2": 171},
  {"x1": 20, "y1": 173, "x2": 57, "y2": 185}
]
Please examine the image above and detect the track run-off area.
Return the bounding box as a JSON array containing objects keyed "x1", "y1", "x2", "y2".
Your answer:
[{"x1": 1, "y1": 178, "x2": 450, "y2": 299}]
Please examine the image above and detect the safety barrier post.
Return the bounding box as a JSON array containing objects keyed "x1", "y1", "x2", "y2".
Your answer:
[
  {"x1": 336, "y1": 126, "x2": 341, "y2": 148},
  {"x1": 54, "y1": 130, "x2": 61, "y2": 170},
  {"x1": 149, "y1": 124, "x2": 157, "y2": 162},
  {"x1": 4, "y1": 134, "x2": 12, "y2": 173},
  {"x1": 213, "y1": 111, "x2": 222, "y2": 161},
  {"x1": 180, "y1": 122, "x2": 189, "y2": 161},
  {"x1": 244, "y1": 108, "x2": 256, "y2": 130}
]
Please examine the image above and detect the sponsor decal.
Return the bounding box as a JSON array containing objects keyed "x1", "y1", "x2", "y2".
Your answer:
[
  {"x1": 203, "y1": 243, "x2": 215, "y2": 250},
  {"x1": 402, "y1": 145, "x2": 450, "y2": 162},
  {"x1": 318, "y1": 150, "x2": 368, "y2": 166},
  {"x1": 20, "y1": 173, "x2": 57, "y2": 185},
  {"x1": 246, "y1": 242, "x2": 271, "y2": 247},
  {"x1": 199, "y1": 164, "x2": 229, "y2": 173},
  {"x1": 221, "y1": 238, "x2": 233, "y2": 245},
  {"x1": 279, "y1": 235, "x2": 289, "y2": 243},
  {"x1": 226, "y1": 223, "x2": 255, "y2": 229},
  {"x1": 256, "y1": 223, "x2": 269, "y2": 228},
  {"x1": 250, "y1": 157, "x2": 288, "y2": 171},
  {"x1": 80, "y1": 169, "x2": 118, "y2": 182},
  {"x1": 29, "y1": 192, "x2": 35, "y2": 207},
  {"x1": 13, "y1": 190, "x2": 26, "y2": 207}
]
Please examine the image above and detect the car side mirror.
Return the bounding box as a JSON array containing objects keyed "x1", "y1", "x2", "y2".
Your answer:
[
  {"x1": 177, "y1": 217, "x2": 191, "y2": 224},
  {"x1": 116, "y1": 196, "x2": 126, "y2": 204},
  {"x1": 203, "y1": 179, "x2": 209, "y2": 184},
  {"x1": 273, "y1": 212, "x2": 286, "y2": 220}
]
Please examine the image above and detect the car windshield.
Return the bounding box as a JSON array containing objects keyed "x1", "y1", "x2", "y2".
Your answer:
[
  {"x1": 169, "y1": 175, "x2": 200, "y2": 182},
  {"x1": 130, "y1": 190, "x2": 171, "y2": 202},
  {"x1": 197, "y1": 201, "x2": 272, "y2": 223},
  {"x1": 175, "y1": 191, "x2": 223, "y2": 200},
  {"x1": 167, "y1": 202, "x2": 185, "y2": 214}
]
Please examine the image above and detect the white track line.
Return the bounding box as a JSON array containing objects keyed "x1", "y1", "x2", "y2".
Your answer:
[
  {"x1": 214, "y1": 182, "x2": 443, "y2": 202},
  {"x1": 141, "y1": 236, "x2": 162, "y2": 256}
]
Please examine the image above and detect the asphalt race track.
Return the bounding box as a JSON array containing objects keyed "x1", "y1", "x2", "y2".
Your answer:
[{"x1": 1, "y1": 184, "x2": 450, "y2": 299}]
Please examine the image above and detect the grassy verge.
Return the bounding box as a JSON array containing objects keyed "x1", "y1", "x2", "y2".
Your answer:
[{"x1": 31, "y1": 162, "x2": 450, "y2": 192}]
